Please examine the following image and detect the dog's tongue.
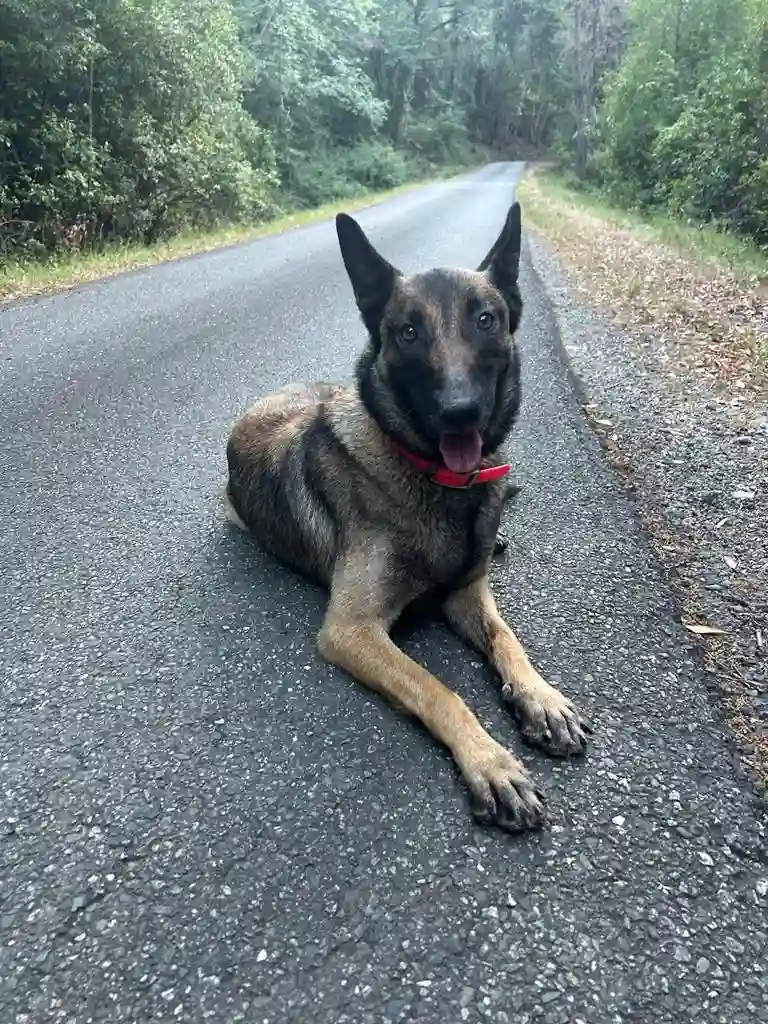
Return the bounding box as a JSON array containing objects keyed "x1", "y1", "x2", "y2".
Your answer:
[{"x1": 439, "y1": 430, "x2": 483, "y2": 474}]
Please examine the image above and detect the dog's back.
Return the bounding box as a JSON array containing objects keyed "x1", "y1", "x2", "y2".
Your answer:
[{"x1": 226, "y1": 381, "x2": 349, "y2": 582}]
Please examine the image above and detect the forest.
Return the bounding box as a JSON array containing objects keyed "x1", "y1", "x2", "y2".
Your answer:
[{"x1": 0, "y1": 0, "x2": 765, "y2": 262}]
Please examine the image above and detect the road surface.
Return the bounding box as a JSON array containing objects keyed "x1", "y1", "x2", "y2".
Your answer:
[{"x1": 1, "y1": 163, "x2": 766, "y2": 1023}]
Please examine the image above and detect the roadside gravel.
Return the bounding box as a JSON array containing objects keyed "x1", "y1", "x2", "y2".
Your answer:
[{"x1": 525, "y1": 229, "x2": 768, "y2": 793}]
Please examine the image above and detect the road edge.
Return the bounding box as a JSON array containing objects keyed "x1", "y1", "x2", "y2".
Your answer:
[
  {"x1": 521, "y1": 226, "x2": 768, "y2": 812},
  {"x1": 521, "y1": 230, "x2": 593, "y2": 413}
]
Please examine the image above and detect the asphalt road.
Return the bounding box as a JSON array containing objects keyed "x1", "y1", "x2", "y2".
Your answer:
[{"x1": 1, "y1": 162, "x2": 766, "y2": 1024}]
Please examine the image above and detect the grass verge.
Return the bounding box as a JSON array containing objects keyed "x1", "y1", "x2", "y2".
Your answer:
[
  {"x1": 519, "y1": 166, "x2": 767, "y2": 281},
  {"x1": 0, "y1": 165, "x2": 474, "y2": 305},
  {"x1": 521, "y1": 164, "x2": 768, "y2": 794},
  {"x1": 518, "y1": 165, "x2": 767, "y2": 392}
]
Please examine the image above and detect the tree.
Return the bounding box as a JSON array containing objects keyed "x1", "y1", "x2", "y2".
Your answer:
[
  {"x1": 2, "y1": 0, "x2": 763, "y2": 258},
  {"x1": 593, "y1": 0, "x2": 767, "y2": 242},
  {"x1": 0, "y1": 0, "x2": 275, "y2": 254}
]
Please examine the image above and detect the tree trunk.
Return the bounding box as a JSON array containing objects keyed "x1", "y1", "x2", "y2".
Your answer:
[
  {"x1": 386, "y1": 62, "x2": 414, "y2": 144},
  {"x1": 571, "y1": 0, "x2": 601, "y2": 178}
]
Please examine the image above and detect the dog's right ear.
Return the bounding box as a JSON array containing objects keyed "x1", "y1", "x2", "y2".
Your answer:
[{"x1": 336, "y1": 213, "x2": 400, "y2": 333}]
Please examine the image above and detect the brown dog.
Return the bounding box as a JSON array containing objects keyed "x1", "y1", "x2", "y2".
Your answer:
[{"x1": 224, "y1": 203, "x2": 592, "y2": 832}]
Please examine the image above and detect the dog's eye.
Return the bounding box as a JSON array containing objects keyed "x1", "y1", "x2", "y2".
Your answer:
[
  {"x1": 477, "y1": 311, "x2": 495, "y2": 330},
  {"x1": 400, "y1": 323, "x2": 418, "y2": 343}
]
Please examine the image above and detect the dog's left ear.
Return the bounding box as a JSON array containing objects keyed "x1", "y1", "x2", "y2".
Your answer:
[
  {"x1": 336, "y1": 213, "x2": 401, "y2": 335},
  {"x1": 477, "y1": 202, "x2": 522, "y2": 308}
]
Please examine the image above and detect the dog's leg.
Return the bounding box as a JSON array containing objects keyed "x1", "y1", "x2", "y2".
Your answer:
[
  {"x1": 443, "y1": 576, "x2": 592, "y2": 757},
  {"x1": 493, "y1": 481, "x2": 521, "y2": 556},
  {"x1": 317, "y1": 588, "x2": 546, "y2": 833}
]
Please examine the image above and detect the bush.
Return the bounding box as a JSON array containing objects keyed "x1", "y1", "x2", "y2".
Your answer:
[
  {"x1": 406, "y1": 108, "x2": 476, "y2": 166},
  {"x1": 590, "y1": 0, "x2": 767, "y2": 246},
  {"x1": 651, "y1": 52, "x2": 768, "y2": 244},
  {"x1": 0, "y1": 0, "x2": 277, "y2": 257},
  {"x1": 344, "y1": 141, "x2": 412, "y2": 191},
  {"x1": 281, "y1": 141, "x2": 415, "y2": 209}
]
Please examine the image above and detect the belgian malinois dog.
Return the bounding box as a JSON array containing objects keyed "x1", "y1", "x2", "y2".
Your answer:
[{"x1": 225, "y1": 202, "x2": 592, "y2": 832}]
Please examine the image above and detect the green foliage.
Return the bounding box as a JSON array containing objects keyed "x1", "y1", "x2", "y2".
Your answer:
[
  {"x1": 0, "y1": 0, "x2": 278, "y2": 257},
  {"x1": 2, "y1": 0, "x2": 763, "y2": 262},
  {"x1": 282, "y1": 141, "x2": 413, "y2": 209},
  {"x1": 592, "y1": 0, "x2": 768, "y2": 245},
  {"x1": 2, "y1": 0, "x2": 570, "y2": 262},
  {"x1": 651, "y1": 45, "x2": 768, "y2": 243},
  {"x1": 591, "y1": 45, "x2": 681, "y2": 204}
]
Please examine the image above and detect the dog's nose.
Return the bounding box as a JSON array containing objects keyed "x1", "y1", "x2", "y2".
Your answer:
[{"x1": 439, "y1": 397, "x2": 481, "y2": 430}]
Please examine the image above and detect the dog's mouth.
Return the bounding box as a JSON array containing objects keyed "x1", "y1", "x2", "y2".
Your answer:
[{"x1": 439, "y1": 429, "x2": 483, "y2": 474}]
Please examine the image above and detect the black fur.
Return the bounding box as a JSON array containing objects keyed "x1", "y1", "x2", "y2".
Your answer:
[{"x1": 341, "y1": 205, "x2": 524, "y2": 467}]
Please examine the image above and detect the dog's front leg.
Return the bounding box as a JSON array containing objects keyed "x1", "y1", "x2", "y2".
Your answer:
[
  {"x1": 493, "y1": 481, "x2": 522, "y2": 556},
  {"x1": 443, "y1": 577, "x2": 593, "y2": 757},
  {"x1": 317, "y1": 579, "x2": 546, "y2": 833}
]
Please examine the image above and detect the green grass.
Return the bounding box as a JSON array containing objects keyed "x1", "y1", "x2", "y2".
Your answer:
[
  {"x1": 0, "y1": 163, "x2": 478, "y2": 304},
  {"x1": 521, "y1": 167, "x2": 768, "y2": 284}
]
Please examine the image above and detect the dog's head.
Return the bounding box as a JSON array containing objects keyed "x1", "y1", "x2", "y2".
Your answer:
[{"x1": 337, "y1": 204, "x2": 523, "y2": 472}]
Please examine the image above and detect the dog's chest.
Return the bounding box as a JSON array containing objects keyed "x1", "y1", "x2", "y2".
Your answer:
[{"x1": 398, "y1": 487, "x2": 504, "y2": 590}]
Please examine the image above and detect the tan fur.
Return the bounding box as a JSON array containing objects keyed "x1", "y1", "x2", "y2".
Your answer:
[
  {"x1": 224, "y1": 207, "x2": 592, "y2": 832},
  {"x1": 443, "y1": 578, "x2": 587, "y2": 753}
]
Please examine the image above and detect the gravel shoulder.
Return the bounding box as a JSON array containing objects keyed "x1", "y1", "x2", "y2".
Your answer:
[{"x1": 522, "y1": 213, "x2": 768, "y2": 794}]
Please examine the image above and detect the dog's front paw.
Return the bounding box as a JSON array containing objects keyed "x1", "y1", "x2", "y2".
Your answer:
[
  {"x1": 460, "y1": 739, "x2": 546, "y2": 833},
  {"x1": 493, "y1": 530, "x2": 509, "y2": 556},
  {"x1": 504, "y1": 679, "x2": 592, "y2": 757}
]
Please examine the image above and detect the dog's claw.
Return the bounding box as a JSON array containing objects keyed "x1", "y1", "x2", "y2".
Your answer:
[
  {"x1": 493, "y1": 531, "x2": 509, "y2": 556},
  {"x1": 503, "y1": 681, "x2": 592, "y2": 758},
  {"x1": 463, "y1": 741, "x2": 546, "y2": 833}
]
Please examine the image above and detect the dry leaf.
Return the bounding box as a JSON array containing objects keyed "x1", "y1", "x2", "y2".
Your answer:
[
  {"x1": 685, "y1": 623, "x2": 727, "y2": 636},
  {"x1": 594, "y1": 418, "x2": 614, "y2": 427},
  {"x1": 517, "y1": 172, "x2": 768, "y2": 394}
]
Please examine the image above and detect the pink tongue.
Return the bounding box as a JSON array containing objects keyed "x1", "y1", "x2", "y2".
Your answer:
[{"x1": 439, "y1": 430, "x2": 483, "y2": 474}]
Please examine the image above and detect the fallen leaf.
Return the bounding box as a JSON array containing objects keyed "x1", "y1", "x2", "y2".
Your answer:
[
  {"x1": 685, "y1": 623, "x2": 727, "y2": 636},
  {"x1": 732, "y1": 489, "x2": 755, "y2": 500},
  {"x1": 724, "y1": 555, "x2": 737, "y2": 570},
  {"x1": 594, "y1": 418, "x2": 614, "y2": 427}
]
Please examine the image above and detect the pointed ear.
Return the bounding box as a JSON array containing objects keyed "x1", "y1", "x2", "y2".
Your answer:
[
  {"x1": 336, "y1": 213, "x2": 400, "y2": 333},
  {"x1": 477, "y1": 202, "x2": 522, "y2": 305}
]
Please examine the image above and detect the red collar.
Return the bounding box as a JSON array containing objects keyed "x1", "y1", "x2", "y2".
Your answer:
[{"x1": 391, "y1": 441, "x2": 511, "y2": 489}]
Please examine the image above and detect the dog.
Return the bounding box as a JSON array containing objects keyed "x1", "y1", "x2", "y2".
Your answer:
[{"x1": 224, "y1": 202, "x2": 592, "y2": 832}]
